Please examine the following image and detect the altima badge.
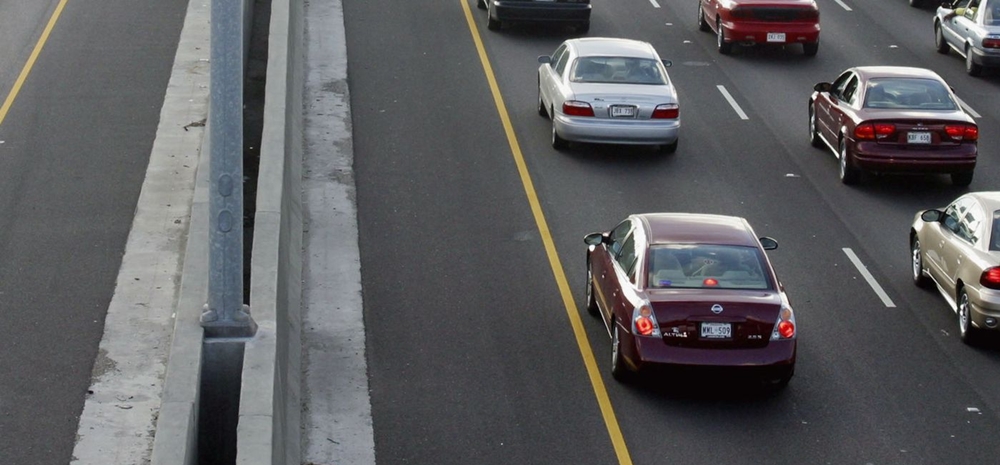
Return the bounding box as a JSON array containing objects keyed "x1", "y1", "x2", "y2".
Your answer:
[{"x1": 711, "y1": 304, "x2": 723, "y2": 314}]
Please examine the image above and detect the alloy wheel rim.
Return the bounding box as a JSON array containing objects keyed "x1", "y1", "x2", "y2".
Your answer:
[
  {"x1": 959, "y1": 294, "x2": 970, "y2": 335},
  {"x1": 809, "y1": 108, "x2": 815, "y2": 140},
  {"x1": 717, "y1": 25, "x2": 723, "y2": 48},
  {"x1": 612, "y1": 325, "x2": 620, "y2": 368},
  {"x1": 912, "y1": 241, "x2": 921, "y2": 279},
  {"x1": 586, "y1": 268, "x2": 593, "y2": 305},
  {"x1": 840, "y1": 143, "x2": 848, "y2": 178}
]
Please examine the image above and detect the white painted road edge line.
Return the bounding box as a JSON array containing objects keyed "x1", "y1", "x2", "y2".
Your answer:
[
  {"x1": 843, "y1": 248, "x2": 896, "y2": 308},
  {"x1": 834, "y1": 0, "x2": 853, "y2": 11},
  {"x1": 953, "y1": 95, "x2": 981, "y2": 118},
  {"x1": 717, "y1": 85, "x2": 749, "y2": 120},
  {"x1": 649, "y1": 0, "x2": 660, "y2": 7}
]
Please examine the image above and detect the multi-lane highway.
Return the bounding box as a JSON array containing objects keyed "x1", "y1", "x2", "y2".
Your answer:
[
  {"x1": 0, "y1": 1, "x2": 187, "y2": 463},
  {"x1": 346, "y1": 0, "x2": 1000, "y2": 463}
]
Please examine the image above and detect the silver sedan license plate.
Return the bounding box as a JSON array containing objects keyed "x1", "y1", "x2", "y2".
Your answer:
[
  {"x1": 907, "y1": 132, "x2": 931, "y2": 144},
  {"x1": 701, "y1": 322, "x2": 732, "y2": 339},
  {"x1": 610, "y1": 105, "x2": 636, "y2": 118}
]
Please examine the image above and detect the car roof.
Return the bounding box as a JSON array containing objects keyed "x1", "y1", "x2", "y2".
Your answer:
[
  {"x1": 967, "y1": 191, "x2": 1000, "y2": 212},
  {"x1": 851, "y1": 66, "x2": 945, "y2": 81},
  {"x1": 568, "y1": 37, "x2": 658, "y2": 59},
  {"x1": 636, "y1": 213, "x2": 760, "y2": 247}
]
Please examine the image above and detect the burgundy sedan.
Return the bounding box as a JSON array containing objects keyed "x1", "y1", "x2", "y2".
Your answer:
[
  {"x1": 809, "y1": 66, "x2": 978, "y2": 186},
  {"x1": 697, "y1": 0, "x2": 821, "y2": 56},
  {"x1": 584, "y1": 213, "x2": 796, "y2": 387}
]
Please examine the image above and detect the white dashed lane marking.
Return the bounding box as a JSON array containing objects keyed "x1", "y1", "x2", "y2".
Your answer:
[
  {"x1": 843, "y1": 247, "x2": 896, "y2": 308},
  {"x1": 717, "y1": 85, "x2": 749, "y2": 120}
]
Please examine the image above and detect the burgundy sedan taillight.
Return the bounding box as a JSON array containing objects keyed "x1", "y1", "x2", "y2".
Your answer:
[
  {"x1": 562, "y1": 100, "x2": 594, "y2": 117},
  {"x1": 652, "y1": 103, "x2": 679, "y2": 119},
  {"x1": 945, "y1": 124, "x2": 978, "y2": 141},
  {"x1": 770, "y1": 307, "x2": 796, "y2": 340},
  {"x1": 981, "y1": 267, "x2": 1000, "y2": 290},
  {"x1": 855, "y1": 122, "x2": 895, "y2": 140},
  {"x1": 632, "y1": 302, "x2": 661, "y2": 337}
]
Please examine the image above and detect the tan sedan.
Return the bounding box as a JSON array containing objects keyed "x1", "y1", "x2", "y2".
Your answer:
[{"x1": 911, "y1": 192, "x2": 1000, "y2": 344}]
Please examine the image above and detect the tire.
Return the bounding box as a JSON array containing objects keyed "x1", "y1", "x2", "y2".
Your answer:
[
  {"x1": 934, "y1": 24, "x2": 949, "y2": 54},
  {"x1": 697, "y1": 4, "x2": 710, "y2": 32},
  {"x1": 803, "y1": 42, "x2": 819, "y2": 57},
  {"x1": 909, "y1": 0, "x2": 922, "y2": 6},
  {"x1": 577, "y1": 21, "x2": 590, "y2": 34},
  {"x1": 911, "y1": 237, "x2": 932, "y2": 288},
  {"x1": 717, "y1": 21, "x2": 733, "y2": 55},
  {"x1": 477, "y1": 0, "x2": 486, "y2": 10},
  {"x1": 958, "y1": 289, "x2": 980, "y2": 345},
  {"x1": 485, "y1": 2, "x2": 500, "y2": 30},
  {"x1": 808, "y1": 103, "x2": 823, "y2": 148},
  {"x1": 966, "y1": 46, "x2": 983, "y2": 76},
  {"x1": 659, "y1": 139, "x2": 678, "y2": 154},
  {"x1": 951, "y1": 171, "x2": 973, "y2": 187},
  {"x1": 537, "y1": 81, "x2": 547, "y2": 117},
  {"x1": 768, "y1": 367, "x2": 794, "y2": 391},
  {"x1": 586, "y1": 263, "x2": 599, "y2": 317},
  {"x1": 610, "y1": 323, "x2": 632, "y2": 381},
  {"x1": 552, "y1": 115, "x2": 568, "y2": 151},
  {"x1": 838, "y1": 138, "x2": 860, "y2": 185}
]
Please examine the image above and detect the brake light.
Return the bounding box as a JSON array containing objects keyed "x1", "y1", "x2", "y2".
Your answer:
[
  {"x1": 770, "y1": 307, "x2": 796, "y2": 340},
  {"x1": 799, "y1": 7, "x2": 819, "y2": 20},
  {"x1": 982, "y1": 37, "x2": 1000, "y2": 49},
  {"x1": 632, "y1": 303, "x2": 661, "y2": 337},
  {"x1": 855, "y1": 123, "x2": 875, "y2": 140},
  {"x1": 703, "y1": 278, "x2": 718, "y2": 287},
  {"x1": 982, "y1": 267, "x2": 1000, "y2": 290},
  {"x1": 652, "y1": 104, "x2": 679, "y2": 119},
  {"x1": 945, "y1": 124, "x2": 978, "y2": 141},
  {"x1": 562, "y1": 100, "x2": 594, "y2": 117},
  {"x1": 874, "y1": 123, "x2": 895, "y2": 140}
]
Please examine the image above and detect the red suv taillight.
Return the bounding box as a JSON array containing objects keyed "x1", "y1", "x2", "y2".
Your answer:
[
  {"x1": 945, "y1": 124, "x2": 978, "y2": 141},
  {"x1": 981, "y1": 267, "x2": 1000, "y2": 290},
  {"x1": 652, "y1": 103, "x2": 679, "y2": 119},
  {"x1": 562, "y1": 100, "x2": 594, "y2": 117},
  {"x1": 855, "y1": 123, "x2": 895, "y2": 140}
]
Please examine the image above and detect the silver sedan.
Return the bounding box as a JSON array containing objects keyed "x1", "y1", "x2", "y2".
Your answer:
[
  {"x1": 537, "y1": 38, "x2": 680, "y2": 153},
  {"x1": 934, "y1": 0, "x2": 1000, "y2": 76}
]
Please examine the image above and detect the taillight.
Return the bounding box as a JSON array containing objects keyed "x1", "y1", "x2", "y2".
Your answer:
[
  {"x1": 562, "y1": 100, "x2": 594, "y2": 117},
  {"x1": 982, "y1": 37, "x2": 1000, "y2": 49},
  {"x1": 856, "y1": 123, "x2": 896, "y2": 141},
  {"x1": 945, "y1": 124, "x2": 978, "y2": 141},
  {"x1": 981, "y1": 267, "x2": 1000, "y2": 290},
  {"x1": 652, "y1": 103, "x2": 679, "y2": 119},
  {"x1": 799, "y1": 6, "x2": 819, "y2": 20},
  {"x1": 632, "y1": 303, "x2": 661, "y2": 337},
  {"x1": 770, "y1": 307, "x2": 796, "y2": 340}
]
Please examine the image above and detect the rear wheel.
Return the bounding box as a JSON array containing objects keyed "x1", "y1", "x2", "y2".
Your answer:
[
  {"x1": 808, "y1": 104, "x2": 822, "y2": 148},
  {"x1": 537, "y1": 81, "x2": 547, "y2": 117},
  {"x1": 966, "y1": 45, "x2": 983, "y2": 76},
  {"x1": 659, "y1": 139, "x2": 678, "y2": 154},
  {"x1": 839, "y1": 138, "x2": 860, "y2": 185},
  {"x1": 934, "y1": 24, "x2": 949, "y2": 54},
  {"x1": 552, "y1": 115, "x2": 568, "y2": 150},
  {"x1": 909, "y1": 0, "x2": 922, "y2": 6},
  {"x1": 485, "y1": 2, "x2": 500, "y2": 30},
  {"x1": 610, "y1": 323, "x2": 632, "y2": 381},
  {"x1": 803, "y1": 42, "x2": 819, "y2": 57},
  {"x1": 911, "y1": 237, "x2": 931, "y2": 288},
  {"x1": 477, "y1": 0, "x2": 486, "y2": 10},
  {"x1": 717, "y1": 21, "x2": 733, "y2": 54},
  {"x1": 951, "y1": 171, "x2": 974, "y2": 187},
  {"x1": 958, "y1": 289, "x2": 981, "y2": 345}
]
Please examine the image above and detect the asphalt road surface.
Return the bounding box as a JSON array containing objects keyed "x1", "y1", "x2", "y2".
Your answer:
[
  {"x1": 0, "y1": 1, "x2": 187, "y2": 463},
  {"x1": 346, "y1": 0, "x2": 1000, "y2": 464}
]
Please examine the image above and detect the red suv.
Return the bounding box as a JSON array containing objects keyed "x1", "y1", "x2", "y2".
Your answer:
[{"x1": 697, "y1": 0, "x2": 820, "y2": 56}]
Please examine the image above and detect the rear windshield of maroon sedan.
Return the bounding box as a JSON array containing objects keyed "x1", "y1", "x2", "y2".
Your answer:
[
  {"x1": 647, "y1": 245, "x2": 772, "y2": 290},
  {"x1": 571, "y1": 57, "x2": 667, "y2": 85},
  {"x1": 863, "y1": 78, "x2": 958, "y2": 111}
]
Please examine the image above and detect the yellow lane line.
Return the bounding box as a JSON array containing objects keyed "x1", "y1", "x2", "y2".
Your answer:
[
  {"x1": 0, "y1": 0, "x2": 69, "y2": 127},
  {"x1": 459, "y1": 2, "x2": 634, "y2": 464}
]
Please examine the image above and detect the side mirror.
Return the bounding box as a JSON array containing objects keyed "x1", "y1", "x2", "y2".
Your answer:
[
  {"x1": 661, "y1": 59, "x2": 672, "y2": 68},
  {"x1": 813, "y1": 82, "x2": 832, "y2": 93},
  {"x1": 759, "y1": 237, "x2": 778, "y2": 250},
  {"x1": 538, "y1": 55, "x2": 552, "y2": 64},
  {"x1": 921, "y1": 209, "x2": 944, "y2": 222},
  {"x1": 584, "y1": 232, "x2": 605, "y2": 246}
]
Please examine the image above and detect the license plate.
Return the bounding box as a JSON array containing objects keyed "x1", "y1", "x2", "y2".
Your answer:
[
  {"x1": 610, "y1": 105, "x2": 636, "y2": 118},
  {"x1": 701, "y1": 322, "x2": 732, "y2": 339},
  {"x1": 766, "y1": 33, "x2": 786, "y2": 43},
  {"x1": 907, "y1": 132, "x2": 932, "y2": 144}
]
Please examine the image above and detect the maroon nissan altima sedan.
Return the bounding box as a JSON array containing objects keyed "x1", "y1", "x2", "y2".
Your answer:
[{"x1": 584, "y1": 213, "x2": 796, "y2": 387}]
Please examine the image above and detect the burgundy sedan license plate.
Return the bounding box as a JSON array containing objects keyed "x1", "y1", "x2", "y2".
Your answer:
[
  {"x1": 907, "y1": 132, "x2": 931, "y2": 144},
  {"x1": 700, "y1": 322, "x2": 732, "y2": 339}
]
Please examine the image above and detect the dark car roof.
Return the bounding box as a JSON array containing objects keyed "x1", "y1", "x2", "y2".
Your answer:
[
  {"x1": 637, "y1": 213, "x2": 759, "y2": 247},
  {"x1": 851, "y1": 66, "x2": 945, "y2": 81}
]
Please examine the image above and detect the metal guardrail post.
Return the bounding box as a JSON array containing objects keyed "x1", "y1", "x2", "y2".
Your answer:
[{"x1": 201, "y1": 0, "x2": 257, "y2": 338}]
